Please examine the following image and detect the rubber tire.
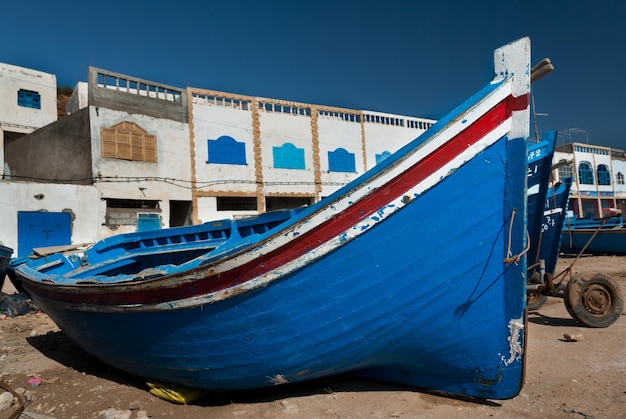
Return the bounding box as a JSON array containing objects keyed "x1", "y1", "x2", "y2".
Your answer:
[
  {"x1": 527, "y1": 292, "x2": 547, "y2": 311},
  {"x1": 564, "y1": 273, "x2": 624, "y2": 328}
]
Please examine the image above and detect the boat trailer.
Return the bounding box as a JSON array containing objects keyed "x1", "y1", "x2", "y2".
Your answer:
[{"x1": 527, "y1": 218, "x2": 624, "y2": 328}]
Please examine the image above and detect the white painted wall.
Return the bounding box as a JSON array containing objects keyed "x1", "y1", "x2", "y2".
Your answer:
[
  {"x1": 613, "y1": 158, "x2": 626, "y2": 196},
  {"x1": 192, "y1": 101, "x2": 257, "y2": 194},
  {"x1": 362, "y1": 111, "x2": 431, "y2": 171},
  {"x1": 89, "y1": 106, "x2": 193, "y2": 232},
  {"x1": 259, "y1": 110, "x2": 316, "y2": 196},
  {"x1": 0, "y1": 63, "x2": 58, "y2": 172},
  {"x1": 0, "y1": 181, "x2": 103, "y2": 252},
  {"x1": 0, "y1": 63, "x2": 57, "y2": 129},
  {"x1": 195, "y1": 196, "x2": 256, "y2": 224},
  {"x1": 66, "y1": 81, "x2": 88, "y2": 114},
  {"x1": 89, "y1": 106, "x2": 192, "y2": 236},
  {"x1": 318, "y1": 115, "x2": 363, "y2": 197}
]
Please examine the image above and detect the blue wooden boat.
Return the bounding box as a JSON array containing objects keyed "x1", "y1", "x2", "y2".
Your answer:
[
  {"x1": 526, "y1": 177, "x2": 572, "y2": 309},
  {"x1": 525, "y1": 131, "x2": 558, "y2": 310},
  {"x1": 561, "y1": 217, "x2": 626, "y2": 255},
  {"x1": 0, "y1": 244, "x2": 13, "y2": 291},
  {"x1": 523, "y1": 134, "x2": 623, "y2": 324},
  {"x1": 11, "y1": 38, "x2": 532, "y2": 399},
  {"x1": 540, "y1": 179, "x2": 572, "y2": 273},
  {"x1": 526, "y1": 132, "x2": 557, "y2": 273}
]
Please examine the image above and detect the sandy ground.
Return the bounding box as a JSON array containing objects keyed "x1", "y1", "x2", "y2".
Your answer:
[{"x1": 0, "y1": 255, "x2": 625, "y2": 419}]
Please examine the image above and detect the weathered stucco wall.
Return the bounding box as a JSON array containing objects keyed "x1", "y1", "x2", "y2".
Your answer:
[
  {"x1": 0, "y1": 181, "x2": 103, "y2": 252},
  {"x1": 4, "y1": 108, "x2": 92, "y2": 183},
  {"x1": 89, "y1": 67, "x2": 188, "y2": 124},
  {"x1": 90, "y1": 106, "x2": 193, "y2": 204},
  {"x1": 0, "y1": 63, "x2": 57, "y2": 128}
]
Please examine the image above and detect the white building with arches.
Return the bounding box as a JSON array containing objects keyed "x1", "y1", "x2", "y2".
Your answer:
[{"x1": 552, "y1": 142, "x2": 626, "y2": 218}]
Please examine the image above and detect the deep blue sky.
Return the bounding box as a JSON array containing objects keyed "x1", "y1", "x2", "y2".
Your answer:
[{"x1": 3, "y1": 1, "x2": 624, "y2": 150}]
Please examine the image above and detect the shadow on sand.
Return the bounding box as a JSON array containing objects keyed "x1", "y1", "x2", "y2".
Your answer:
[
  {"x1": 26, "y1": 330, "x2": 501, "y2": 407},
  {"x1": 527, "y1": 311, "x2": 579, "y2": 327}
]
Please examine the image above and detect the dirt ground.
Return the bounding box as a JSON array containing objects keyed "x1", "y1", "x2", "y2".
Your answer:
[{"x1": 1, "y1": 255, "x2": 625, "y2": 419}]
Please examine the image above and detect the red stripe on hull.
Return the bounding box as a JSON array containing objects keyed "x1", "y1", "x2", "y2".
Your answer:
[{"x1": 25, "y1": 93, "x2": 528, "y2": 306}]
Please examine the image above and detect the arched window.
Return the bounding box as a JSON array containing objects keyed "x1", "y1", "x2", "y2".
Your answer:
[
  {"x1": 328, "y1": 148, "x2": 356, "y2": 173},
  {"x1": 578, "y1": 162, "x2": 594, "y2": 185},
  {"x1": 597, "y1": 164, "x2": 611, "y2": 185},
  {"x1": 273, "y1": 143, "x2": 305, "y2": 169},
  {"x1": 375, "y1": 151, "x2": 391, "y2": 164},
  {"x1": 617, "y1": 172, "x2": 625, "y2": 185},
  {"x1": 207, "y1": 136, "x2": 246, "y2": 165}
]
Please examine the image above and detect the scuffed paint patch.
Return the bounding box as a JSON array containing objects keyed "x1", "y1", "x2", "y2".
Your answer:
[
  {"x1": 268, "y1": 374, "x2": 289, "y2": 385},
  {"x1": 500, "y1": 316, "x2": 524, "y2": 366}
]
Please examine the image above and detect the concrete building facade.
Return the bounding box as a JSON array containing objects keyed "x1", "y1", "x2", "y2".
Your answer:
[
  {"x1": 553, "y1": 142, "x2": 626, "y2": 218},
  {"x1": 0, "y1": 64, "x2": 435, "y2": 256},
  {"x1": 1, "y1": 62, "x2": 57, "y2": 176}
]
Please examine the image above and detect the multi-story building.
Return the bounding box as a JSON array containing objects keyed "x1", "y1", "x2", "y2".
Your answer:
[
  {"x1": 552, "y1": 141, "x2": 626, "y2": 218},
  {"x1": 1, "y1": 64, "x2": 435, "y2": 256},
  {"x1": 1, "y1": 62, "x2": 58, "y2": 172}
]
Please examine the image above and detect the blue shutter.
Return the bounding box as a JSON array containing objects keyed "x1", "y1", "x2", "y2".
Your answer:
[
  {"x1": 273, "y1": 143, "x2": 305, "y2": 169},
  {"x1": 328, "y1": 148, "x2": 356, "y2": 173},
  {"x1": 208, "y1": 136, "x2": 246, "y2": 165},
  {"x1": 18, "y1": 90, "x2": 41, "y2": 109}
]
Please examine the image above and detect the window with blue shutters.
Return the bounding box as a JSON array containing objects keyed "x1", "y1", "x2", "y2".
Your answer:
[
  {"x1": 273, "y1": 143, "x2": 305, "y2": 169},
  {"x1": 328, "y1": 148, "x2": 356, "y2": 173},
  {"x1": 18, "y1": 89, "x2": 41, "y2": 109},
  {"x1": 207, "y1": 136, "x2": 246, "y2": 165},
  {"x1": 597, "y1": 164, "x2": 611, "y2": 185},
  {"x1": 578, "y1": 162, "x2": 594, "y2": 185}
]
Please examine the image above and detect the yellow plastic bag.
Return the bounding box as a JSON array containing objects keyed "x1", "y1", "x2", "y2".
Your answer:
[{"x1": 146, "y1": 381, "x2": 207, "y2": 404}]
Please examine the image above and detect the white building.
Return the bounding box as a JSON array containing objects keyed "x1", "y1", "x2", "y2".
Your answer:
[
  {"x1": 1, "y1": 64, "x2": 435, "y2": 257},
  {"x1": 552, "y1": 142, "x2": 626, "y2": 218},
  {"x1": 188, "y1": 87, "x2": 434, "y2": 223},
  {"x1": 0, "y1": 62, "x2": 57, "y2": 175}
]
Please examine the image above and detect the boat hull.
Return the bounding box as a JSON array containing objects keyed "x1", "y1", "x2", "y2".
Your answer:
[
  {"x1": 0, "y1": 245, "x2": 12, "y2": 291},
  {"x1": 561, "y1": 227, "x2": 626, "y2": 255},
  {"x1": 526, "y1": 133, "x2": 556, "y2": 270},
  {"x1": 24, "y1": 135, "x2": 527, "y2": 399},
  {"x1": 539, "y1": 179, "x2": 572, "y2": 273},
  {"x1": 16, "y1": 37, "x2": 532, "y2": 400}
]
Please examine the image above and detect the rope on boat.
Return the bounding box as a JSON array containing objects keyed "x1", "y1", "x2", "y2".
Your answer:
[{"x1": 504, "y1": 209, "x2": 531, "y2": 264}]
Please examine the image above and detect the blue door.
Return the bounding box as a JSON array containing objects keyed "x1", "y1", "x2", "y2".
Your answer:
[
  {"x1": 17, "y1": 212, "x2": 72, "y2": 257},
  {"x1": 137, "y1": 213, "x2": 161, "y2": 232}
]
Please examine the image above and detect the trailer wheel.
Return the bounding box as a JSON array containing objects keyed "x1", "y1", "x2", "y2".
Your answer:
[
  {"x1": 564, "y1": 273, "x2": 624, "y2": 328},
  {"x1": 526, "y1": 292, "x2": 547, "y2": 311}
]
